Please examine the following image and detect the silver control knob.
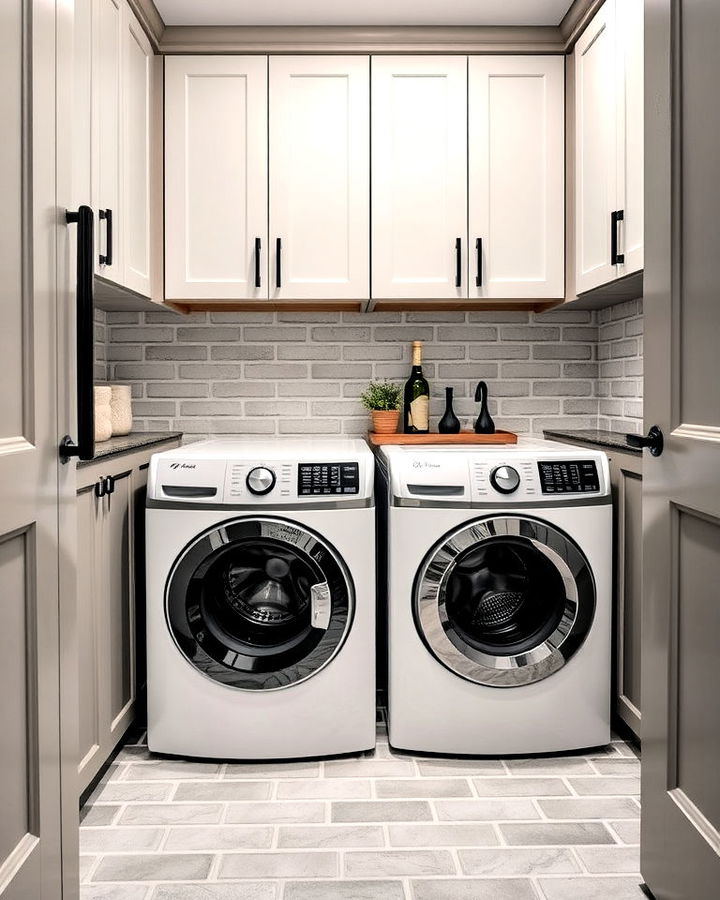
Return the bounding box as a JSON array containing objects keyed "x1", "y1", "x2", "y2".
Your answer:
[
  {"x1": 490, "y1": 465, "x2": 521, "y2": 495},
  {"x1": 246, "y1": 466, "x2": 276, "y2": 496}
]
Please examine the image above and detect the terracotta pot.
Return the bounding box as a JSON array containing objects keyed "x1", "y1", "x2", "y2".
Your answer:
[{"x1": 371, "y1": 409, "x2": 401, "y2": 434}]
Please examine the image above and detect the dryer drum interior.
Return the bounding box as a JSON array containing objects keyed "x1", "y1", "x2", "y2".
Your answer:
[
  {"x1": 414, "y1": 515, "x2": 596, "y2": 687},
  {"x1": 166, "y1": 517, "x2": 355, "y2": 691}
]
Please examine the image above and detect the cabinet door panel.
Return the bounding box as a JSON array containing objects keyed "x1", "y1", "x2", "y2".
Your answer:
[
  {"x1": 616, "y1": 0, "x2": 644, "y2": 276},
  {"x1": 165, "y1": 56, "x2": 268, "y2": 300},
  {"x1": 121, "y1": 2, "x2": 152, "y2": 296},
  {"x1": 93, "y1": 0, "x2": 122, "y2": 282},
  {"x1": 575, "y1": 1, "x2": 618, "y2": 294},
  {"x1": 77, "y1": 486, "x2": 102, "y2": 793},
  {"x1": 269, "y1": 56, "x2": 369, "y2": 300},
  {"x1": 469, "y1": 56, "x2": 564, "y2": 300},
  {"x1": 372, "y1": 57, "x2": 467, "y2": 300},
  {"x1": 104, "y1": 471, "x2": 135, "y2": 736}
]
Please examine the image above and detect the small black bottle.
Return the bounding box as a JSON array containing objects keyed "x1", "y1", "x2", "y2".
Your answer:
[
  {"x1": 474, "y1": 381, "x2": 495, "y2": 434},
  {"x1": 438, "y1": 387, "x2": 460, "y2": 434}
]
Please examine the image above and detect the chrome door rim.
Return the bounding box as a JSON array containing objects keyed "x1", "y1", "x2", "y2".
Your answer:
[
  {"x1": 165, "y1": 516, "x2": 355, "y2": 691},
  {"x1": 414, "y1": 515, "x2": 596, "y2": 687}
]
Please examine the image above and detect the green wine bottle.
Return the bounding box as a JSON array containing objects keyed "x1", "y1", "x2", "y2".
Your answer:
[{"x1": 403, "y1": 341, "x2": 430, "y2": 434}]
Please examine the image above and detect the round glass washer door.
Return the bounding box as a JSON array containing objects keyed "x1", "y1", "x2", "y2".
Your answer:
[
  {"x1": 166, "y1": 517, "x2": 354, "y2": 691},
  {"x1": 414, "y1": 515, "x2": 596, "y2": 687}
]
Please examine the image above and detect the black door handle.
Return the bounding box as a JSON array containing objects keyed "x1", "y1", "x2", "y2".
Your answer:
[
  {"x1": 626, "y1": 425, "x2": 664, "y2": 457},
  {"x1": 475, "y1": 237, "x2": 483, "y2": 287},
  {"x1": 61, "y1": 206, "x2": 95, "y2": 463},
  {"x1": 95, "y1": 478, "x2": 106, "y2": 498},
  {"x1": 276, "y1": 237, "x2": 282, "y2": 289},
  {"x1": 455, "y1": 237, "x2": 462, "y2": 288},
  {"x1": 254, "y1": 237, "x2": 261, "y2": 288},
  {"x1": 611, "y1": 209, "x2": 625, "y2": 266},
  {"x1": 99, "y1": 208, "x2": 113, "y2": 266}
]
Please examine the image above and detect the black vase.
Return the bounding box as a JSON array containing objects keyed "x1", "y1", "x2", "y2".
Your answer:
[
  {"x1": 474, "y1": 381, "x2": 496, "y2": 434},
  {"x1": 438, "y1": 387, "x2": 461, "y2": 434}
]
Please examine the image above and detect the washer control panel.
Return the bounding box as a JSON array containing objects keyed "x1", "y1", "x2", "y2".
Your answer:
[
  {"x1": 298, "y1": 462, "x2": 360, "y2": 496},
  {"x1": 537, "y1": 460, "x2": 600, "y2": 494}
]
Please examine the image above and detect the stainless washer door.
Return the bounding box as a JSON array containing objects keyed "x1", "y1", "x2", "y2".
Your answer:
[
  {"x1": 166, "y1": 517, "x2": 354, "y2": 691},
  {"x1": 414, "y1": 515, "x2": 595, "y2": 687}
]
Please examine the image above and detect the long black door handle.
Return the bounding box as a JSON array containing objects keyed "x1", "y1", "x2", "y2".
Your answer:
[
  {"x1": 61, "y1": 206, "x2": 95, "y2": 462},
  {"x1": 611, "y1": 209, "x2": 624, "y2": 265},
  {"x1": 475, "y1": 238, "x2": 483, "y2": 287},
  {"x1": 276, "y1": 237, "x2": 282, "y2": 289},
  {"x1": 254, "y1": 237, "x2": 261, "y2": 288},
  {"x1": 455, "y1": 237, "x2": 462, "y2": 288},
  {"x1": 99, "y1": 208, "x2": 113, "y2": 266}
]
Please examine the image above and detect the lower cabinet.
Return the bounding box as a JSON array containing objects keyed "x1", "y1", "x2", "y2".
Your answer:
[
  {"x1": 606, "y1": 445, "x2": 643, "y2": 740},
  {"x1": 76, "y1": 439, "x2": 179, "y2": 796}
]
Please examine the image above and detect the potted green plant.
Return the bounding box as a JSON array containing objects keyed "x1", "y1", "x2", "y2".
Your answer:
[{"x1": 360, "y1": 380, "x2": 402, "y2": 434}]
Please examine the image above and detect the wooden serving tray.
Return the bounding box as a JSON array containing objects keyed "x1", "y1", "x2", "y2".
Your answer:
[{"x1": 368, "y1": 430, "x2": 518, "y2": 446}]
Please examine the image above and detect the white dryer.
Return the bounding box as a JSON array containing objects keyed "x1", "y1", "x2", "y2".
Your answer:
[
  {"x1": 378, "y1": 439, "x2": 612, "y2": 755},
  {"x1": 146, "y1": 438, "x2": 376, "y2": 759}
]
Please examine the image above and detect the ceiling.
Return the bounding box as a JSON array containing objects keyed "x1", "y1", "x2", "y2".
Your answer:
[{"x1": 154, "y1": 0, "x2": 575, "y2": 28}]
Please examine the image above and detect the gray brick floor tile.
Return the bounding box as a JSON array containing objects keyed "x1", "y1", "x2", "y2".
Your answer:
[
  {"x1": 576, "y1": 845, "x2": 641, "y2": 873},
  {"x1": 81, "y1": 806, "x2": 121, "y2": 827},
  {"x1": 276, "y1": 779, "x2": 371, "y2": 800},
  {"x1": 332, "y1": 800, "x2": 432, "y2": 822},
  {"x1": 567, "y1": 777, "x2": 640, "y2": 796},
  {"x1": 537, "y1": 876, "x2": 646, "y2": 899},
  {"x1": 416, "y1": 758, "x2": 506, "y2": 777},
  {"x1": 472, "y1": 777, "x2": 570, "y2": 797},
  {"x1": 500, "y1": 823, "x2": 615, "y2": 845},
  {"x1": 608, "y1": 819, "x2": 641, "y2": 844},
  {"x1": 218, "y1": 851, "x2": 338, "y2": 879},
  {"x1": 538, "y1": 798, "x2": 640, "y2": 819},
  {"x1": 79, "y1": 856, "x2": 98, "y2": 884},
  {"x1": 284, "y1": 881, "x2": 405, "y2": 900},
  {"x1": 590, "y1": 758, "x2": 641, "y2": 776},
  {"x1": 225, "y1": 802, "x2": 325, "y2": 824},
  {"x1": 80, "y1": 827, "x2": 165, "y2": 853},
  {"x1": 506, "y1": 758, "x2": 595, "y2": 776},
  {"x1": 459, "y1": 847, "x2": 580, "y2": 876},
  {"x1": 151, "y1": 885, "x2": 277, "y2": 900},
  {"x1": 121, "y1": 760, "x2": 221, "y2": 780},
  {"x1": 277, "y1": 825, "x2": 385, "y2": 848},
  {"x1": 89, "y1": 783, "x2": 174, "y2": 804},
  {"x1": 388, "y1": 823, "x2": 499, "y2": 847},
  {"x1": 163, "y1": 825, "x2": 274, "y2": 851},
  {"x1": 80, "y1": 886, "x2": 150, "y2": 900},
  {"x1": 119, "y1": 804, "x2": 224, "y2": 826},
  {"x1": 411, "y1": 877, "x2": 540, "y2": 900},
  {"x1": 223, "y1": 762, "x2": 320, "y2": 779},
  {"x1": 172, "y1": 781, "x2": 272, "y2": 802},
  {"x1": 92, "y1": 854, "x2": 213, "y2": 882},
  {"x1": 376, "y1": 778, "x2": 472, "y2": 799},
  {"x1": 435, "y1": 799, "x2": 540, "y2": 821},
  {"x1": 344, "y1": 849, "x2": 456, "y2": 877},
  {"x1": 324, "y1": 758, "x2": 417, "y2": 778}
]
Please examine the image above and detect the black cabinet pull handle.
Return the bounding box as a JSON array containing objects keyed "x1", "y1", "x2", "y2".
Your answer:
[
  {"x1": 626, "y1": 425, "x2": 664, "y2": 457},
  {"x1": 455, "y1": 237, "x2": 462, "y2": 288},
  {"x1": 276, "y1": 237, "x2": 282, "y2": 289},
  {"x1": 611, "y1": 209, "x2": 624, "y2": 266},
  {"x1": 254, "y1": 237, "x2": 261, "y2": 288},
  {"x1": 475, "y1": 237, "x2": 483, "y2": 287},
  {"x1": 60, "y1": 206, "x2": 95, "y2": 463},
  {"x1": 95, "y1": 478, "x2": 106, "y2": 498},
  {"x1": 104, "y1": 475, "x2": 115, "y2": 495},
  {"x1": 99, "y1": 208, "x2": 113, "y2": 266}
]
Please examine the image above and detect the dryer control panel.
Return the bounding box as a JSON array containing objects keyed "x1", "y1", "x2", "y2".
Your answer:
[{"x1": 537, "y1": 460, "x2": 600, "y2": 494}]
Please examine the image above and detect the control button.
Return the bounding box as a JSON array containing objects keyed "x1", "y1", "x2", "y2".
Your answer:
[
  {"x1": 246, "y1": 466, "x2": 276, "y2": 496},
  {"x1": 490, "y1": 465, "x2": 521, "y2": 495}
]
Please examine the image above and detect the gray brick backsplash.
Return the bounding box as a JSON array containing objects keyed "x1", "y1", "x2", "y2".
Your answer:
[{"x1": 100, "y1": 306, "x2": 643, "y2": 437}]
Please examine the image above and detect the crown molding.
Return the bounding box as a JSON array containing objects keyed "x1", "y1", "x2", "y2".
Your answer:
[
  {"x1": 559, "y1": 0, "x2": 605, "y2": 49},
  {"x1": 157, "y1": 25, "x2": 565, "y2": 55},
  {"x1": 127, "y1": 0, "x2": 165, "y2": 50}
]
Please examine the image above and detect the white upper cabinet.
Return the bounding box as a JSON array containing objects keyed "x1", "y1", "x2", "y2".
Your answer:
[
  {"x1": 93, "y1": 0, "x2": 122, "y2": 283},
  {"x1": 371, "y1": 57, "x2": 468, "y2": 300},
  {"x1": 575, "y1": 0, "x2": 643, "y2": 294},
  {"x1": 468, "y1": 56, "x2": 564, "y2": 300},
  {"x1": 121, "y1": 3, "x2": 153, "y2": 296},
  {"x1": 164, "y1": 56, "x2": 269, "y2": 301},
  {"x1": 269, "y1": 57, "x2": 369, "y2": 300}
]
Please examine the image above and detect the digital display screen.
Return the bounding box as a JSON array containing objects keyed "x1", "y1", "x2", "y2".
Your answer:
[
  {"x1": 537, "y1": 460, "x2": 600, "y2": 494},
  {"x1": 298, "y1": 462, "x2": 359, "y2": 496}
]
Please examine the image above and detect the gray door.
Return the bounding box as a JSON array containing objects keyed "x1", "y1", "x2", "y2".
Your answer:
[
  {"x1": 642, "y1": 1, "x2": 720, "y2": 897},
  {"x1": 0, "y1": 1, "x2": 70, "y2": 898}
]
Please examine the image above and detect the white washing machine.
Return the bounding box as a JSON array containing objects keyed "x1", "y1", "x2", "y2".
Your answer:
[
  {"x1": 378, "y1": 439, "x2": 612, "y2": 755},
  {"x1": 146, "y1": 438, "x2": 376, "y2": 759}
]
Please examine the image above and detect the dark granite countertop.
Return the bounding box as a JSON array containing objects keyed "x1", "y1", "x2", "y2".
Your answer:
[
  {"x1": 78, "y1": 432, "x2": 183, "y2": 467},
  {"x1": 543, "y1": 428, "x2": 642, "y2": 454}
]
